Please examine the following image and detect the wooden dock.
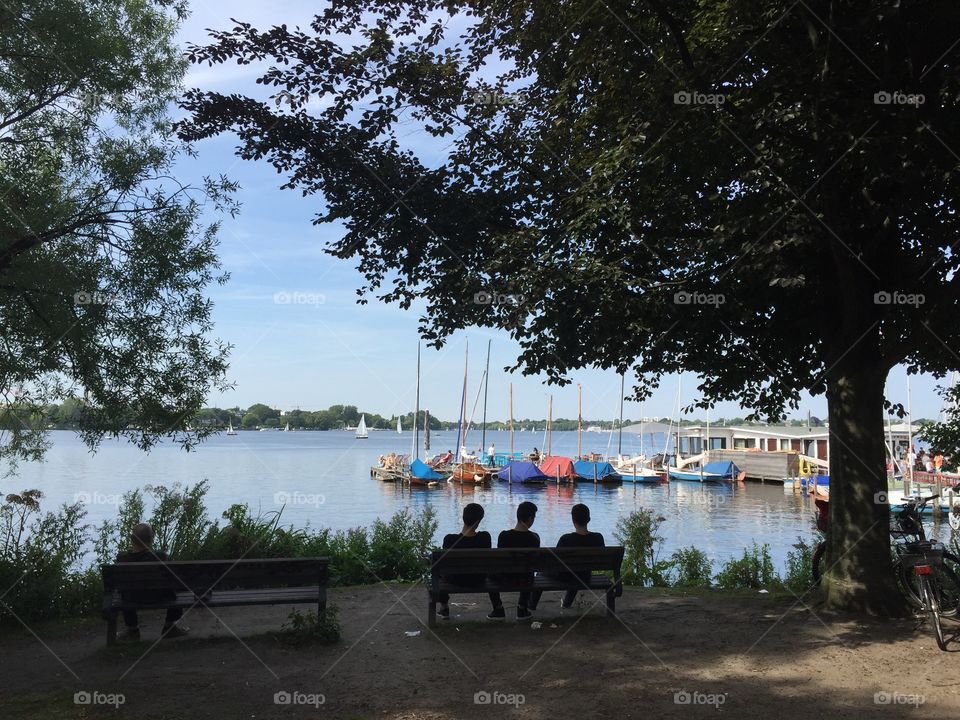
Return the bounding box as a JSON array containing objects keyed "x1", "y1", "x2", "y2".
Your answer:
[{"x1": 707, "y1": 449, "x2": 798, "y2": 483}]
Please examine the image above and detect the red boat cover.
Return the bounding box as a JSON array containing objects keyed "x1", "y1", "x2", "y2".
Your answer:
[{"x1": 539, "y1": 455, "x2": 576, "y2": 479}]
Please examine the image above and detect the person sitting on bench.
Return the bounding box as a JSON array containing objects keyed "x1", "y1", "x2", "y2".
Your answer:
[
  {"x1": 436, "y1": 503, "x2": 500, "y2": 620},
  {"x1": 529, "y1": 503, "x2": 604, "y2": 611},
  {"x1": 115, "y1": 523, "x2": 190, "y2": 641},
  {"x1": 489, "y1": 501, "x2": 540, "y2": 621}
]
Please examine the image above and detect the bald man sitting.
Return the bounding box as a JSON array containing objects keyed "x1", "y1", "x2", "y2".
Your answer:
[{"x1": 115, "y1": 523, "x2": 190, "y2": 641}]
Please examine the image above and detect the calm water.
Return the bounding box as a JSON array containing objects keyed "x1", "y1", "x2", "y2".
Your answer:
[{"x1": 10, "y1": 429, "x2": 826, "y2": 570}]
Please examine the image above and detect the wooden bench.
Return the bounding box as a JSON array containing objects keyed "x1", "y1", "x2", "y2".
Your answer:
[
  {"x1": 100, "y1": 557, "x2": 329, "y2": 645},
  {"x1": 426, "y1": 547, "x2": 624, "y2": 627}
]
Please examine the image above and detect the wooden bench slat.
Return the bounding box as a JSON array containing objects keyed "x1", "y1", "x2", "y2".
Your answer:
[
  {"x1": 100, "y1": 557, "x2": 330, "y2": 646},
  {"x1": 425, "y1": 547, "x2": 624, "y2": 627}
]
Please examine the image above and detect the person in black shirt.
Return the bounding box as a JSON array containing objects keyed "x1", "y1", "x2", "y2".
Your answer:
[
  {"x1": 437, "y1": 503, "x2": 498, "y2": 620},
  {"x1": 115, "y1": 523, "x2": 190, "y2": 641},
  {"x1": 529, "y1": 503, "x2": 604, "y2": 610},
  {"x1": 488, "y1": 501, "x2": 539, "y2": 620}
]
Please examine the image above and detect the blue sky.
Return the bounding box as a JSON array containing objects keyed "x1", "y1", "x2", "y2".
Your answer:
[{"x1": 173, "y1": 2, "x2": 951, "y2": 422}]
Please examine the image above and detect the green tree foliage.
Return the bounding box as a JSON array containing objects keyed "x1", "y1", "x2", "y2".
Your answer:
[
  {"x1": 179, "y1": 1, "x2": 960, "y2": 615},
  {"x1": 919, "y1": 384, "x2": 960, "y2": 464},
  {"x1": 0, "y1": 0, "x2": 236, "y2": 474}
]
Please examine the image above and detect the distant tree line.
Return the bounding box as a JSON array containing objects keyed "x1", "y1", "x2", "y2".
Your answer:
[{"x1": 22, "y1": 400, "x2": 846, "y2": 432}]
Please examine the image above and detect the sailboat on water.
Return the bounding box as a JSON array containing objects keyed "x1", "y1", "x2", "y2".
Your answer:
[
  {"x1": 397, "y1": 416, "x2": 402, "y2": 434},
  {"x1": 355, "y1": 414, "x2": 369, "y2": 439},
  {"x1": 226, "y1": 421, "x2": 238, "y2": 436}
]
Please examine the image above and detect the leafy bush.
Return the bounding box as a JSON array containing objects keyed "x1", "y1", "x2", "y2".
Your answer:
[
  {"x1": 667, "y1": 546, "x2": 713, "y2": 588},
  {"x1": 275, "y1": 606, "x2": 341, "y2": 646},
  {"x1": 715, "y1": 542, "x2": 778, "y2": 589},
  {"x1": 0, "y1": 490, "x2": 99, "y2": 623},
  {"x1": 615, "y1": 509, "x2": 671, "y2": 586},
  {"x1": 782, "y1": 536, "x2": 814, "y2": 593}
]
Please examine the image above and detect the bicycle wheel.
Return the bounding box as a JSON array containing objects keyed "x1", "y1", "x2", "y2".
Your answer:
[
  {"x1": 896, "y1": 556, "x2": 960, "y2": 616},
  {"x1": 919, "y1": 574, "x2": 948, "y2": 651},
  {"x1": 812, "y1": 541, "x2": 826, "y2": 584}
]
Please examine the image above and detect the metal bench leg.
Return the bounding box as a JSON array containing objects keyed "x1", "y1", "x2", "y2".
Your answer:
[
  {"x1": 318, "y1": 588, "x2": 327, "y2": 619},
  {"x1": 606, "y1": 591, "x2": 616, "y2": 617},
  {"x1": 428, "y1": 597, "x2": 437, "y2": 628},
  {"x1": 106, "y1": 612, "x2": 117, "y2": 646}
]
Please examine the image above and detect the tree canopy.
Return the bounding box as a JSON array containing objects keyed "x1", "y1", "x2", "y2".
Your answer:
[
  {"x1": 0, "y1": 0, "x2": 235, "y2": 472},
  {"x1": 179, "y1": 1, "x2": 960, "y2": 614}
]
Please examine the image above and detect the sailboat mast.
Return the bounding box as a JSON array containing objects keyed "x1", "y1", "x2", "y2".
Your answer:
[
  {"x1": 454, "y1": 341, "x2": 468, "y2": 461},
  {"x1": 547, "y1": 394, "x2": 553, "y2": 456},
  {"x1": 412, "y1": 342, "x2": 420, "y2": 459},
  {"x1": 618, "y1": 373, "x2": 625, "y2": 456},
  {"x1": 509, "y1": 383, "x2": 514, "y2": 456},
  {"x1": 481, "y1": 339, "x2": 491, "y2": 452},
  {"x1": 907, "y1": 375, "x2": 914, "y2": 492},
  {"x1": 577, "y1": 383, "x2": 582, "y2": 458}
]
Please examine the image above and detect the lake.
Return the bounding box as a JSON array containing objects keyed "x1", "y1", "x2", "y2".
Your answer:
[{"x1": 8, "y1": 428, "x2": 855, "y2": 571}]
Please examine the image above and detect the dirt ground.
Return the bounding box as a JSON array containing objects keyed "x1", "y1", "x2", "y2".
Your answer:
[{"x1": 2, "y1": 584, "x2": 959, "y2": 719}]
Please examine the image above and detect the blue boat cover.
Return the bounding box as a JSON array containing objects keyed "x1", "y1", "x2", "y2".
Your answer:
[
  {"x1": 498, "y1": 460, "x2": 550, "y2": 483},
  {"x1": 573, "y1": 460, "x2": 619, "y2": 480},
  {"x1": 410, "y1": 458, "x2": 444, "y2": 480},
  {"x1": 815, "y1": 473, "x2": 830, "y2": 485},
  {"x1": 702, "y1": 461, "x2": 741, "y2": 478}
]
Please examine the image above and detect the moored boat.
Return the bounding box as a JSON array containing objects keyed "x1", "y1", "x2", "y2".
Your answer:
[
  {"x1": 497, "y1": 460, "x2": 549, "y2": 484},
  {"x1": 450, "y1": 462, "x2": 492, "y2": 483},
  {"x1": 573, "y1": 460, "x2": 623, "y2": 484},
  {"x1": 539, "y1": 455, "x2": 577, "y2": 483},
  {"x1": 613, "y1": 455, "x2": 662, "y2": 483}
]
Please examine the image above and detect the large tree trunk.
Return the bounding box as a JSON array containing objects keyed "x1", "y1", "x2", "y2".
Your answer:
[{"x1": 822, "y1": 363, "x2": 908, "y2": 616}]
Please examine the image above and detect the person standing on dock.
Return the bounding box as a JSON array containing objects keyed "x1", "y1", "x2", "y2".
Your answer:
[
  {"x1": 489, "y1": 502, "x2": 540, "y2": 621},
  {"x1": 934, "y1": 452, "x2": 944, "y2": 476},
  {"x1": 487, "y1": 443, "x2": 495, "y2": 466}
]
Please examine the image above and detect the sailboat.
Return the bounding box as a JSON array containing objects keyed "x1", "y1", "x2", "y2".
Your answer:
[
  {"x1": 355, "y1": 414, "x2": 369, "y2": 439},
  {"x1": 226, "y1": 421, "x2": 238, "y2": 436},
  {"x1": 397, "y1": 416, "x2": 402, "y2": 434},
  {"x1": 284, "y1": 421, "x2": 290, "y2": 432}
]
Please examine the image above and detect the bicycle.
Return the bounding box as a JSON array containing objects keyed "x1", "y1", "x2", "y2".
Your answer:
[
  {"x1": 898, "y1": 539, "x2": 950, "y2": 650},
  {"x1": 812, "y1": 493, "x2": 960, "y2": 632}
]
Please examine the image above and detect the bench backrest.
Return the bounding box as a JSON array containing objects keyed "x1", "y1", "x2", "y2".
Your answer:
[
  {"x1": 101, "y1": 557, "x2": 329, "y2": 595},
  {"x1": 429, "y1": 547, "x2": 624, "y2": 576}
]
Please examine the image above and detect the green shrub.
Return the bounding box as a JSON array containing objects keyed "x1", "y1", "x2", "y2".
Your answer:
[
  {"x1": 668, "y1": 546, "x2": 713, "y2": 588},
  {"x1": 782, "y1": 536, "x2": 814, "y2": 593},
  {"x1": 275, "y1": 606, "x2": 341, "y2": 646},
  {"x1": 715, "y1": 542, "x2": 778, "y2": 589},
  {"x1": 0, "y1": 490, "x2": 99, "y2": 624},
  {"x1": 615, "y1": 509, "x2": 671, "y2": 586}
]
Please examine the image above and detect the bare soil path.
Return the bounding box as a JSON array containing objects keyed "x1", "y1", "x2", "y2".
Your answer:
[{"x1": 2, "y1": 585, "x2": 958, "y2": 719}]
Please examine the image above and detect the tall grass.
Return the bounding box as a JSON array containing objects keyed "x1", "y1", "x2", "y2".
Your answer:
[{"x1": 0, "y1": 482, "x2": 438, "y2": 625}]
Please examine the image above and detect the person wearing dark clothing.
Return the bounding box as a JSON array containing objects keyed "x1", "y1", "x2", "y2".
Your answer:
[
  {"x1": 436, "y1": 503, "x2": 499, "y2": 620},
  {"x1": 529, "y1": 504, "x2": 605, "y2": 610},
  {"x1": 115, "y1": 523, "x2": 189, "y2": 641},
  {"x1": 488, "y1": 501, "x2": 540, "y2": 621}
]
